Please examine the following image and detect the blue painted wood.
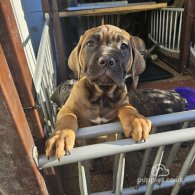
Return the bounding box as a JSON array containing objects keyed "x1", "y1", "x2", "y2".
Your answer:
[{"x1": 21, "y1": 0, "x2": 44, "y2": 53}]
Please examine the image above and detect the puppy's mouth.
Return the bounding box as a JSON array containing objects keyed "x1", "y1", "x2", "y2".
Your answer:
[{"x1": 86, "y1": 66, "x2": 126, "y2": 85}]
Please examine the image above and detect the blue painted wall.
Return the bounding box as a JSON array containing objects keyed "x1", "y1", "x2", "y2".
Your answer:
[{"x1": 21, "y1": 0, "x2": 44, "y2": 53}]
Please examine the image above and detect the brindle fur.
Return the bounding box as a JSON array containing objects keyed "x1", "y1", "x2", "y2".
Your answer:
[{"x1": 45, "y1": 25, "x2": 151, "y2": 159}]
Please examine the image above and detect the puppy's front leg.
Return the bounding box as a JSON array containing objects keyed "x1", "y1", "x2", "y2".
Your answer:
[
  {"x1": 45, "y1": 106, "x2": 78, "y2": 159},
  {"x1": 118, "y1": 104, "x2": 152, "y2": 142}
]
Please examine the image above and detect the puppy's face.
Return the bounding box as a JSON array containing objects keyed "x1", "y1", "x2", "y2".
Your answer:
[
  {"x1": 68, "y1": 25, "x2": 145, "y2": 86},
  {"x1": 82, "y1": 25, "x2": 132, "y2": 85}
]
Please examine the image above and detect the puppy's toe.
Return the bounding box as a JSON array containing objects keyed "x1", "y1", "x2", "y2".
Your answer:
[
  {"x1": 132, "y1": 118, "x2": 151, "y2": 142},
  {"x1": 141, "y1": 119, "x2": 152, "y2": 140},
  {"x1": 55, "y1": 137, "x2": 66, "y2": 159},
  {"x1": 45, "y1": 129, "x2": 76, "y2": 159},
  {"x1": 45, "y1": 134, "x2": 59, "y2": 158},
  {"x1": 64, "y1": 130, "x2": 76, "y2": 152},
  {"x1": 122, "y1": 115, "x2": 152, "y2": 142}
]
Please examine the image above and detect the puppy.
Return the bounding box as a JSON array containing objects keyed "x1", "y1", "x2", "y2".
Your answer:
[{"x1": 45, "y1": 25, "x2": 152, "y2": 159}]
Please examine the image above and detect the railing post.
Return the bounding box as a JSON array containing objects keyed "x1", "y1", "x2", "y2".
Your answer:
[
  {"x1": 179, "y1": 0, "x2": 195, "y2": 73},
  {"x1": 78, "y1": 161, "x2": 88, "y2": 195}
]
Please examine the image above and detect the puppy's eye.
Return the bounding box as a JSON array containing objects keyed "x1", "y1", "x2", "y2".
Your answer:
[
  {"x1": 86, "y1": 41, "x2": 94, "y2": 47},
  {"x1": 120, "y1": 43, "x2": 129, "y2": 51}
]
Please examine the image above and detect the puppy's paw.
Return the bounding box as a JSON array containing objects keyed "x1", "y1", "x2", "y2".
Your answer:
[
  {"x1": 122, "y1": 114, "x2": 152, "y2": 142},
  {"x1": 45, "y1": 129, "x2": 75, "y2": 159}
]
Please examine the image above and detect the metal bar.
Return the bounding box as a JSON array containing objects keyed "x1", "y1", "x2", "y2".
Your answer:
[
  {"x1": 90, "y1": 174, "x2": 195, "y2": 195},
  {"x1": 172, "y1": 11, "x2": 177, "y2": 50},
  {"x1": 33, "y1": 14, "x2": 49, "y2": 94},
  {"x1": 101, "y1": 16, "x2": 104, "y2": 25},
  {"x1": 154, "y1": 10, "x2": 156, "y2": 41},
  {"x1": 41, "y1": 77, "x2": 54, "y2": 128},
  {"x1": 78, "y1": 162, "x2": 88, "y2": 195},
  {"x1": 165, "y1": 122, "x2": 190, "y2": 169},
  {"x1": 162, "y1": 10, "x2": 165, "y2": 44},
  {"x1": 80, "y1": 139, "x2": 91, "y2": 193},
  {"x1": 136, "y1": 127, "x2": 158, "y2": 188},
  {"x1": 171, "y1": 142, "x2": 195, "y2": 194},
  {"x1": 45, "y1": 37, "x2": 55, "y2": 93},
  {"x1": 161, "y1": 7, "x2": 184, "y2": 11},
  {"x1": 177, "y1": 11, "x2": 183, "y2": 50},
  {"x1": 165, "y1": 10, "x2": 169, "y2": 48},
  {"x1": 115, "y1": 153, "x2": 125, "y2": 195},
  {"x1": 168, "y1": 11, "x2": 173, "y2": 49},
  {"x1": 150, "y1": 11, "x2": 153, "y2": 38},
  {"x1": 113, "y1": 154, "x2": 120, "y2": 193},
  {"x1": 38, "y1": 88, "x2": 52, "y2": 132},
  {"x1": 156, "y1": 10, "x2": 159, "y2": 43},
  {"x1": 145, "y1": 146, "x2": 165, "y2": 195},
  {"x1": 75, "y1": 111, "x2": 195, "y2": 139},
  {"x1": 159, "y1": 10, "x2": 162, "y2": 43},
  {"x1": 38, "y1": 127, "x2": 195, "y2": 169}
]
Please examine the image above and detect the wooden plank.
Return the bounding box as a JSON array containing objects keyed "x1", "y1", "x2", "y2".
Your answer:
[
  {"x1": 179, "y1": 0, "x2": 195, "y2": 73},
  {"x1": 59, "y1": 3, "x2": 167, "y2": 17},
  {"x1": 41, "y1": 0, "x2": 50, "y2": 12},
  {"x1": 0, "y1": 44, "x2": 49, "y2": 195},
  {"x1": 0, "y1": 0, "x2": 45, "y2": 139},
  {"x1": 51, "y1": 0, "x2": 68, "y2": 83},
  {"x1": 188, "y1": 2, "x2": 195, "y2": 78}
]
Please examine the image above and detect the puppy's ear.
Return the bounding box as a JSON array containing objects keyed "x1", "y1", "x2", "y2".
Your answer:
[
  {"x1": 130, "y1": 38, "x2": 146, "y2": 89},
  {"x1": 68, "y1": 35, "x2": 84, "y2": 79}
]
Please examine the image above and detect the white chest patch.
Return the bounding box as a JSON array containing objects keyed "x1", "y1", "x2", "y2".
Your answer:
[{"x1": 90, "y1": 117, "x2": 110, "y2": 125}]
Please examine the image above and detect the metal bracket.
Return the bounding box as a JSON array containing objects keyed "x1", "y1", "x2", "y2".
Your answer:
[{"x1": 23, "y1": 104, "x2": 40, "y2": 111}]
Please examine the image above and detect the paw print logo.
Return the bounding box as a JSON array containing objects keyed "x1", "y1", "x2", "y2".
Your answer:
[{"x1": 151, "y1": 164, "x2": 170, "y2": 177}]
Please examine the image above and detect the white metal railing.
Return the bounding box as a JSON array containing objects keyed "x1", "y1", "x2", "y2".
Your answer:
[
  {"x1": 33, "y1": 110, "x2": 195, "y2": 195},
  {"x1": 149, "y1": 8, "x2": 184, "y2": 53},
  {"x1": 32, "y1": 14, "x2": 57, "y2": 132}
]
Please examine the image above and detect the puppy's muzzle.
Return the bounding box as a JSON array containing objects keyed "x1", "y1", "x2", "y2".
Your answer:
[{"x1": 98, "y1": 56, "x2": 116, "y2": 68}]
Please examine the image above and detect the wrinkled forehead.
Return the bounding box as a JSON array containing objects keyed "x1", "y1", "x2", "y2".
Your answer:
[{"x1": 83, "y1": 25, "x2": 131, "y2": 44}]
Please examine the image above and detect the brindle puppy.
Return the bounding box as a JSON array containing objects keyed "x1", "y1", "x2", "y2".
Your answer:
[{"x1": 45, "y1": 25, "x2": 152, "y2": 159}]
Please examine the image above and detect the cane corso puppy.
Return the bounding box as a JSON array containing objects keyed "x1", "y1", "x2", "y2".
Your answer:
[{"x1": 45, "y1": 25, "x2": 152, "y2": 159}]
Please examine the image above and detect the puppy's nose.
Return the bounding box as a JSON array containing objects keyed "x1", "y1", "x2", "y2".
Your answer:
[{"x1": 98, "y1": 56, "x2": 116, "y2": 67}]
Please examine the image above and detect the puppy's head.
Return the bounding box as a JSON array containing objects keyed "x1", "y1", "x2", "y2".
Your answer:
[{"x1": 68, "y1": 25, "x2": 145, "y2": 86}]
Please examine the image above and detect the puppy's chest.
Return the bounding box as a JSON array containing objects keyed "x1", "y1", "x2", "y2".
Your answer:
[{"x1": 88, "y1": 90, "x2": 123, "y2": 125}]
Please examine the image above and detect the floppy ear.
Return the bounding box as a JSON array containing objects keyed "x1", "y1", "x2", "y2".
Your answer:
[
  {"x1": 130, "y1": 38, "x2": 146, "y2": 89},
  {"x1": 68, "y1": 35, "x2": 84, "y2": 79}
]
